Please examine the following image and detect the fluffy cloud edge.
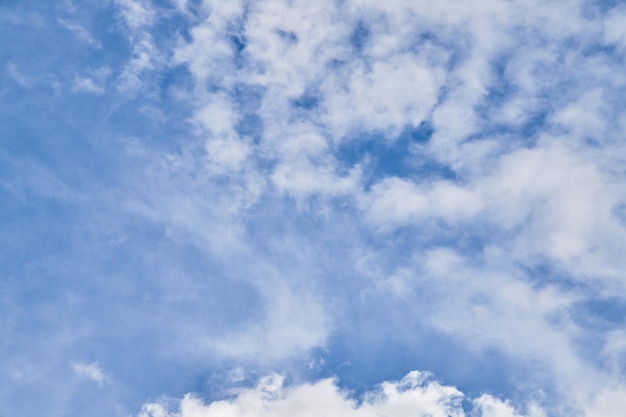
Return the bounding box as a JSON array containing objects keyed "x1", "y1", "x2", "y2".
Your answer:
[{"x1": 137, "y1": 370, "x2": 538, "y2": 417}]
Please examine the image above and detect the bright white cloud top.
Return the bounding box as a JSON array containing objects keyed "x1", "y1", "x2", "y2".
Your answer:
[{"x1": 1, "y1": 0, "x2": 626, "y2": 416}]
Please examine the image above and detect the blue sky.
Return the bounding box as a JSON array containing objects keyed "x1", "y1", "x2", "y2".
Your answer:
[{"x1": 3, "y1": 0, "x2": 626, "y2": 416}]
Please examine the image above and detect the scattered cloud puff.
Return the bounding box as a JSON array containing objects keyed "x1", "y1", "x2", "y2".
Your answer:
[
  {"x1": 72, "y1": 362, "x2": 105, "y2": 387},
  {"x1": 114, "y1": 0, "x2": 162, "y2": 94},
  {"x1": 70, "y1": 68, "x2": 110, "y2": 95},
  {"x1": 6, "y1": 62, "x2": 32, "y2": 87},
  {"x1": 138, "y1": 371, "x2": 539, "y2": 417},
  {"x1": 115, "y1": 0, "x2": 155, "y2": 30}
]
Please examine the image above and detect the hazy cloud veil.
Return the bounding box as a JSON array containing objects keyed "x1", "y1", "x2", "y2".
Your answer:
[{"x1": 2, "y1": 0, "x2": 626, "y2": 416}]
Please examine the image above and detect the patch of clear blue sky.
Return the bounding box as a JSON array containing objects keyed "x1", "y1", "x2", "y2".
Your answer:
[{"x1": 334, "y1": 122, "x2": 459, "y2": 185}]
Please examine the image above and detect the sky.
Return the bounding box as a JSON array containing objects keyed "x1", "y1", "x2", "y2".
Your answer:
[{"x1": 2, "y1": 0, "x2": 626, "y2": 416}]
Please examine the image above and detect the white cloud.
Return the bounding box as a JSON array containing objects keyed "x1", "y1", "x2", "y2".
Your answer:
[
  {"x1": 604, "y1": 6, "x2": 626, "y2": 51},
  {"x1": 269, "y1": 128, "x2": 360, "y2": 197},
  {"x1": 173, "y1": 0, "x2": 243, "y2": 87},
  {"x1": 584, "y1": 385, "x2": 626, "y2": 417},
  {"x1": 321, "y1": 54, "x2": 444, "y2": 138},
  {"x1": 136, "y1": 370, "x2": 547, "y2": 417},
  {"x1": 137, "y1": 371, "x2": 464, "y2": 417},
  {"x1": 359, "y1": 140, "x2": 626, "y2": 292},
  {"x1": 369, "y1": 245, "x2": 626, "y2": 416},
  {"x1": 481, "y1": 145, "x2": 626, "y2": 288},
  {"x1": 361, "y1": 177, "x2": 483, "y2": 229},
  {"x1": 602, "y1": 329, "x2": 626, "y2": 368},
  {"x1": 118, "y1": 34, "x2": 159, "y2": 93},
  {"x1": 58, "y1": 18, "x2": 101, "y2": 47},
  {"x1": 6, "y1": 62, "x2": 31, "y2": 87},
  {"x1": 72, "y1": 361, "x2": 105, "y2": 387},
  {"x1": 210, "y1": 286, "x2": 331, "y2": 361},
  {"x1": 70, "y1": 68, "x2": 110, "y2": 94},
  {"x1": 114, "y1": 0, "x2": 162, "y2": 94},
  {"x1": 71, "y1": 77, "x2": 105, "y2": 94},
  {"x1": 115, "y1": 0, "x2": 155, "y2": 30},
  {"x1": 474, "y1": 394, "x2": 545, "y2": 417},
  {"x1": 170, "y1": 0, "x2": 188, "y2": 13}
]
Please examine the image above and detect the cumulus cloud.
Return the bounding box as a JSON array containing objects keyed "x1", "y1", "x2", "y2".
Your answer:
[{"x1": 138, "y1": 371, "x2": 523, "y2": 417}]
